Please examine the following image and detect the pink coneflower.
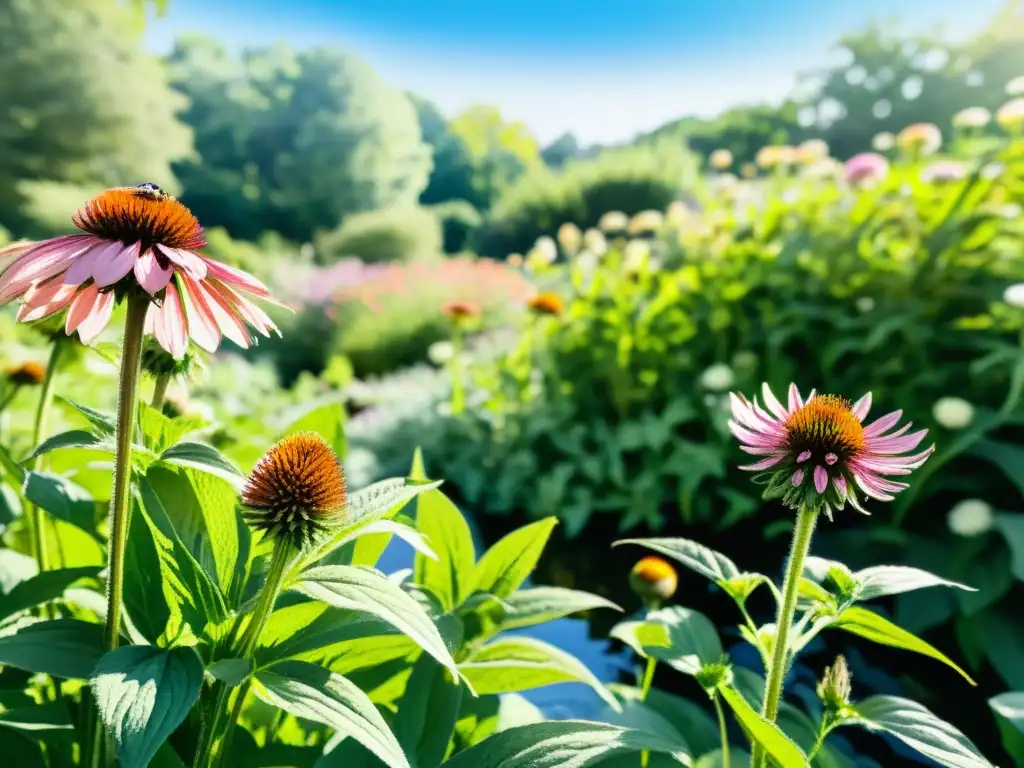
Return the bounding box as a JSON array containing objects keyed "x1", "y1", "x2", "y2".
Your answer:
[
  {"x1": 844, "y1": 153, "x2": 890, "y2": 186},
  {"x1": 0, "y1": 183, "x2": 278, "y2": 358},
  {"x1": 729, "y1": 383, "x2": 934, "y2": 519}
]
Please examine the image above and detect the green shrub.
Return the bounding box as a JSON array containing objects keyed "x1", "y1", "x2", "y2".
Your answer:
[
  {"x1": 425, "y1": 199, "x2": 483, "y2": 253},
  {"x1": 315, "y1": 205, "x2": 443, "y2": 264},
  {"x1": 475, "y1": 139, "x2": 698, "y2": 258}
]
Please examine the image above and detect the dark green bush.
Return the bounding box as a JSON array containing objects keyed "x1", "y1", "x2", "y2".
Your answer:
[{"x1": 315, "y1": 205, "x2": 443, "y2": 264}]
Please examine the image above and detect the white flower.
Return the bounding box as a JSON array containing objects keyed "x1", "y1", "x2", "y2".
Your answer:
[
  {"x1": 1004, "y1": 283, "x2": 1024, "y2": 308},
  {"x1": 700, "y1": 363, "x2": 735, "y2": 391},
  {"x1": 1006, "y1": 75, "x2": 1024, "y2": 95},
  {"x1": 582, "y1": 228, "x2": 607, "y2": 256},
  {"x1": 872, "y1": 132, "x2": 896, "y2": 151},
  {"x1": 574, "y1": 250, "x2": 598, "y2": 273},
  {"x1": 932, "y1": 397, "x2": 974, "y2": 429},
  {"x1": 947, "y1": 499, "x2": 994, "y2": 537},
  {"x1": 531, "y1": 236, "x2": 558, "y2": 264},
  {"x1": 628, "y1": 210, "x2": 665, "y2": 235},
  {"x1": 623, "y1": 239, "x2": 651, "y2": 270},
  {"x1": 557, "y1": 222, "x2": 583, "y2": 253},
  {"x1": 598, "y1": 211, "x2": 629, "y2": 232},
  {"x1": 427, "y1": 340, "x2": 455, "y2": 365},
  {"x1": 982, "y1": 162, "x2": 1006, "y2": 180},
  {"x1": 952, "y1": 106, "x2": 991, "y2": 129}
]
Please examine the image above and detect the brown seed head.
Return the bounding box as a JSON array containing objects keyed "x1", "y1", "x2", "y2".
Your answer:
[
  {"x1": 527, "y1": 292, "x2": 564, "y2": 317},
  {"x1": 72, "y1": 183, "x2": 206, "y2": 252},
  {"x1": 241, "y1": 432, "x2": 348, "y2": 548},
  {"x1": 5, "y1": 362, "x2": 46, "y2": 386}
]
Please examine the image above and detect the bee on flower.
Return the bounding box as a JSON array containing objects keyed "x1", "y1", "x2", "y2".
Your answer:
[
  {"x1": 729, "y1": 383, "x2": 933, "y2": 519},
  {"x1": 0, "y1": 183, "x2": 279, "y2": 358}
]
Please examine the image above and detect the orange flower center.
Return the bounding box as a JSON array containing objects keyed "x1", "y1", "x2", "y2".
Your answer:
[
  {"x1": 632, "y1": 556, "x2": 677, "y2": 583},
  {"x1": 72, "y1": 184, "x2": 206, "y2": 253},
  {"x1": 784, "y1": 395, "x2": 865, "y2": 458}
]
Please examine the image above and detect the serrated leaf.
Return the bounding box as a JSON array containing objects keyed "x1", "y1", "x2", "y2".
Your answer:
[
  {"x1": 459, "y1": 636, "x2": 619, "y2": 711},
  {"x1": 853, "y1": 566, "x2": 975, "y2": 601},
  {"x1": 832, "y1": 606, "x2": 974, "y2": 684},
  {"x1": 441, "y1": 719, "x2": 690, "y2": 768},
  {"x1": 473, "y1": 518, "x2": 557, "y2": 599},
  {"x1": 614, "y1": 538, "x2": 740, "y2": 584},
  {"x1": 255, "y1": 660, "x2": 409, "y2": 768},
  {"x1": 27, "y1": 430, "x2": 107, "y2": 461},
  {"x1": 138, "y1": 405, "x2": 206, "y2": 454},
  {"x1": 496, "y1": 587, "x2": 621, "y2": 632},
  {"x1": 293, "y1": 565, "x2": 457, "y2": 674},
  {"x1": 158, "y1": 442, "x2": 243, "y2": 487},
  {"x1": 0, "y1": 566, "x2": 101, "y2": 621},
  {"x1": 56, "y1": 397, "x2": 115, "y2": 435},
  {"x1": 414, "y1": 489, "x2": 475, "y2": 611},
  {"x1": 850, "y1": 695, "x2": 994, "y2": 768},
  {"x1": 90, "y1": 645, "x2": 204, "y2": 768},
  {"x1": 0, "y1": 618, "x2": 104, "y2": 678},
  {"x1": 717, "y1": 684, "x2": 808, "y2": 767}
]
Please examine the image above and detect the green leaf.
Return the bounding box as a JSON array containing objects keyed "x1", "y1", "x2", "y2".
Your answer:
[
  {"x1": 609, "y1": 620, "x2": 668, "y2": 658},
  {"x1": 138, "y1": 404, "x2": 205, "y2": 454},
  {"x1": 849, "y1": 695, "x2": 994, "y2": 768},
  {"x1": 57, "y1": 397, "x2": 115, "y2": 435},
  {"x1": 392, "y1": 654, "x2": 464, "y2": 768},
  {"x1": 0, "y1": 566, "x2": 101, "y2": 621},
  {"x1": 852, "y1": 565, "x2": 975, "y2": 601},
  {"x1": 602, "y1": 699, "x2": 692, "y2": 760},
  {"x1": 645, "y1": 606, "x2": 723, "y2": 676},
  {"x1": 609, "y1": 685, "x2": 720, "y2": 758},
  {"x1": 279, "y1": 399, "x2": 347, "y2": 459},
  {"x1": 473, "y1": 518, "x2": 557, "y2": 599},
  {"x1": 319, "y1": 520, "x2": 437, "y2": 568},
  {"x1": 832, "y1": 606, "x2": 975, "y2": 684},
  {"x1": 293, "y1": 565, "x2": 457, "y2": 674},
  {"x1": 614, "y1": 538, "x2": 740, "y2": 584},
  {"x1": 458, "y1": 636, "x2": 618, "y2": 711},
  {"x1": 988, "y1": 691, "x2": 1024, "y2": 765},
  {"x1": 207, "y1": 658, "x2": 252, "y2": 686},
  {"x1": 0, "y1": 618, "x2": 104, "y2": 679},
  {"x1": 442, "y1": 720, "x2": 691, "y2": 768},
  {"x1": 994, "y1": 514, "x2": 1024, "y2": 582},
  {"x1": 90, "y1": 646, "x2": 204, "y2": 768},
  {"x1": 495, "y1": 587, "x2": 621, "y2": 632},
  {"x1": 21, "y1": 472, "x2": 100, "y2": 535},
  {"x1": 27, "y1": 430, "x2": 107, "y2": 461},
  {"x1": 255, "y1": 660, "x2": 409, "y2": 768},
  {"x1": 693, "y1": 748, "x2": 751, "y2": 768},
  {"x1": 413, "y1": 489, "x2": 475, "y2": 611},
  {"x1": 971, "y1": 439, "x2": 1024, "y2": 498},
  {"x1": 717, "y1": 684, "x2": 808, "y2": 767},
  {"x1": 158, "y1": 442, "x2": 243, "y2": 487}
]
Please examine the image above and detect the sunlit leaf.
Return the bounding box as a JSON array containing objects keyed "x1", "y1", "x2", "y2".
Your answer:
[
  {"x1": 614, "y1": 538, "x2": 741, "y2": 584},
  {"x1": 717, "y1": 684, "x2": 808, "y2": 768},
  {"x1": 473, "y1": 518, "x2": 557, "y2": 599},
  {"x1": 0, "y1": 618, "x2": 104, "y2": 679},
  {"x1": 414, "y1": 489, "x2": 475, "y2": 612}
]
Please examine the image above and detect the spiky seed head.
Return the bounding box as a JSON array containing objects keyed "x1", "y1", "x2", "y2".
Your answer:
[{"x1": 241, "y1": 432, "x2": 348, "y2": 548}]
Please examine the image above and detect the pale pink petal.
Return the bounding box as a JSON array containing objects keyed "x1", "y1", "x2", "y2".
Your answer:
[
  {"x1": 740, "y1": 444, "x2": 787, "y2": 456},
  {"x1": 179, "y1": 275, "x2": 221, "y2": 353},
  {"x1": 17, "y1": 281, "x2": 77, "y2": 322},
  {"x1": 824, "y1": 452, "x2": 838, "y2": 465},
  {"x1": 0, "y1": 237, "x2": 96, "y2": 301},
  {"x1": 206, "y1": 279, "x2": 278, "y2": 337},
  {"x1": 797, "y1": 450, "x2": 812, "y2": 463},
  {"x1": 92, "y1": 242, "x2": 138, "y2": 287},
  {"x1": 865, "y1": 429, "x2": 928, "y2": 454},
  {"x1": 729, "y1": 420, "x2": 784, "y2": 449},
  {"x1": 76, "y1": 290, "x2": 116, "y2": 344},
  {"x1": 814, "y1": 466, "x2": 829, "y2": 493},
  {"x1": 787, "y1": 383, "x2": 803, "y2": 411},
  {"x1": 739, "y1": 454, "x2": 786, "y2": 471},
  {"x1": 833, "y1": 475, "x2": 847, "y2": 497},
  {"x1": 65, "y1": 283, "x2": 101, "y2": 334},
  {"x1": 134, "y1": 248, "x2": 175, "y2": 294},
  {"x1": 159, "y1": 248, "x2": 208, "y2": 280},
  {"x1": 863, "y1": 409, "x2": 903, "y2": 438},
  {"x1": 196, "y1": 280, "x2": 252, "y2": 348},
  {"x1": 851, "y1": 470, "x2": 895, "y2": 501},
  {"x1": 761, "y1": 383, "x2": 790, "y2": 420},
  {"x1": 852, "y1": 392, "x2": 872, "y2": 421},
  {"x1": 63, "y1": 243, "x2": 106, "y2": 286},
  {"x1": 154, "y1": 282, "x2": 189, "y2": 359},
  {"x1": 202, "y1": 257, "x2": 269, "y2": 296},
  {"x1": 792, "y1": 469, "x2": 805, "y2": 486}
]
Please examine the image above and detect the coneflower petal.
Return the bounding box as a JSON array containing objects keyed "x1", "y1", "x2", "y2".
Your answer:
[
  {"x1": 66, "y1": 283, "x2": 101, "y2": 334},
  {"x1": 77, "y1": 289, "x2": 116, "y2": 344},
  {"x1": 740, "y1": 454, "x2": 786, "y2": 471},
  {"x1": 866, "y1": 429, "x2": 928, "y2": 454},
  {"x1": 154, "y1": 282, "x2": 189, "y2": 359},
  {"x1": 852, "y1": 392, "x2": 872, "y2": 421},
  {"x1": 203, "y1": 257, "x2": 270, "y2": 297},
  {"x1": 63, "y1": 243, "x2": 105, "y2": 286},
  {"x1": 92, "y1": 241, "x2": 138, "y2": 287},
  {"x1": 160, "y1": 247, "x2": 208, "y2": 281},
  {"x1": 814, "y1": 466, "x2": 829, "y2": 493},
  {"x1": 863, "y1": 409, "x2": 903, "y2": 438},
  {"x1": 134, "y1": 248, "x2": 174, "y2": 294},
  {"x1": 179, "y1": 274, "x2": 221, "y2": 353},
  {"x1": 787, "y1": 383, "x2": 804, "y2": 411},
  {"x1": 762, "y1": 383, "x2": 790, "y2": 420}
]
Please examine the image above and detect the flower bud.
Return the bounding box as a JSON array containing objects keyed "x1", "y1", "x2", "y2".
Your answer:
[
  {"x1": 629, "y1": 556, "x2": 678, "y2": 606},
  {"x1": 817, "y1": 655, "x2": 853, "y2": 715},
  {"x1": 241, "y1": 432, "x2": 348, "y2": 548}
]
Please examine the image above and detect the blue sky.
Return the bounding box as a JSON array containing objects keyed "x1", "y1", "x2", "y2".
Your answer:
[{"x1": 145, "y1": 0, "x2": 1007, "y2": 145}]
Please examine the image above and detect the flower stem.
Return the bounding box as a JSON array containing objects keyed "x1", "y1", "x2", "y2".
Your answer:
[
  {"x1": 27, "y1": 339, "x2": 65, "y2": 582},
  {"x1": 750, "y1": 503, "x2": 818, "y2": 768},
  {"x1": 195, "y1": 541, "x2": 294, "y2": 768},
  {"x1": 450, "y1": 325, "x2": 465, "y2": 415},
  {"x1": 101, "y1": 295, "x2": 149, "y2": 651},
  {"x1": 151, "y1": 374, "x2": 170, "y2": 410},
  {"x1": 639, "y1": 656, "x2": 657, "y2": 768},
  {"x1": 714, "y1": 694, "x2": 731, "y2": 768}
]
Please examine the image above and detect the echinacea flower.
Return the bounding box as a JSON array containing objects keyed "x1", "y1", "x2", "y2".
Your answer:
[
  {"x1": 947, "y1": 499, "x2": 994, "y2": 537},
  {"x1": 0, "y1": 183, "x2": 278, "y2": 358},
  {"x1": 952, "y1": 106, "x2": 991, "y2": 130},
  {"x1": 709, "y1": 149, "x2": 734, "y2": 170},
  {"x1": 629, "y1": 556, "x2": 678, "y2": 604},
  {"x1": 896, "y1": 123, "x2": 942, "y2": 155},
  {"x1": 440, "y1": 299, "x2": 481, "y2": 322},
  {"x1": 5, "y1": 362, "x2": 46, "y2": 387},
  {"x1": 729, "y1": 383, "x2": 934, "y2": 518},
  {"x1": 844, "y1": 153, "x2": 890, "y2": 186},
  {"x1": 527, "y1": 292, "x2": 564, "y2": 317},
  {"x1": 241, "y1": 432, "x2": 348, "y2": 548}
]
